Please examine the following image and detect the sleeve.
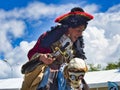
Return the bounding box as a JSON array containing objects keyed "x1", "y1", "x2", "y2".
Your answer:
[{"x1": 27, "y1": 33, "x2": 52, "y2": 60}]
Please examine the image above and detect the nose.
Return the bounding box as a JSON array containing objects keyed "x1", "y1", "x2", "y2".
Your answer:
[{"x1": 76, "y1": 79, "x2": 80, "y2": 81}]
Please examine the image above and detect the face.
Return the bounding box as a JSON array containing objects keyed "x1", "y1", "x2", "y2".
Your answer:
[
  {"x1": 68, "y1": 71, "x2": 85, "y2": 81},
  {"x1": 68, "y1": 71, "x2": 85, "y2": 89},
  {"x1": 67, "y1": 25, "x2": 86, "y2": 42}
]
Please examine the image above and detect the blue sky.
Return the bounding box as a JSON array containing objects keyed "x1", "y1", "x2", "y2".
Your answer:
[
  {"x1": 0, "y1": 0, "x2": 120, "y2": 79},
  {"x1": 0, "y1": 0, "x2": 119, "y2": 46},
  {"x1": 0, "y1": 0, "x2": 119, "y2": 11}
]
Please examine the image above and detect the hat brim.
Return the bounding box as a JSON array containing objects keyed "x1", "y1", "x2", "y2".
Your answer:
[{"x1": 55, "y1": 11, "x2": 94, "y2": 23}]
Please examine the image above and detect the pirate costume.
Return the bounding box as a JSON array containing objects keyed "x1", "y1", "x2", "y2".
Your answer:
[{"x1": 21, "y1": 7, "x2": 93, "y2": 90}]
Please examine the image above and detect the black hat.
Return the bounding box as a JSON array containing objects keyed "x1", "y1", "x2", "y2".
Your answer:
[{"x1": 55, "y1": 7, "x2": 93, "y2": 28}]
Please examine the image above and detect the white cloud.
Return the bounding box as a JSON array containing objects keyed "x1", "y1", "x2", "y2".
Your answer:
[
  {"x1": 84, "y1": 26, "x2": 120, "y2": 66},
  {"x1": 84, "y1": 4, "x2": 120, "y2": 66},
  {"x1": 1, "y1": 2, "x2": 86, "y2": 79},
  {"x1": 84, "y1": 4, "x2": 99, "y2": 13},
  {"x1": 107, "y1": 4, "x2": 120, "y2": 12},
  {"x1": 0, "y1": 19, "x2": 25, "y2": 53},
  {"x1": 0, "y1": 41, "x2": 36, "y2": 79},
  {"x1": 0, "y1": 1, "x2": 87, "y2": 55},
  {"x1": 0, "y1": 61, "x2": 12, "y2": 78},
  {"x1": 0, "y1": 1, "x2": 120, "y2": 79}
]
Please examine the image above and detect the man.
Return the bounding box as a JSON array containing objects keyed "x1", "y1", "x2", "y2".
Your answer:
[{"x1": 21, "y1": 7, "x2": 93, "y2": 90}]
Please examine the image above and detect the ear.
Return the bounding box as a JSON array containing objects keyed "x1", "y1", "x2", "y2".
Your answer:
[{"x1": 63, "y1": 66, "x2": 69, "y2": 79}]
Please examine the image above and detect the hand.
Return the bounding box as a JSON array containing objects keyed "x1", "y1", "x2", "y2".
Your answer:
[{"x1": 39, "y1": 53, "x2": 55, "y2": 65}]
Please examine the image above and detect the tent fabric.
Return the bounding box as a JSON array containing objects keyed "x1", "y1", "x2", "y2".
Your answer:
[
  {"x1": 84, "y1": 69, "x2": 120, "y2": 88},
  {"x1": 0, "y1": 69, "x2": 120, "y2": 89}
]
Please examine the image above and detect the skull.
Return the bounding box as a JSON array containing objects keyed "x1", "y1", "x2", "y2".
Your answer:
[{"x1": 67, "y1": 58, "x2": 88, "y2": 89}]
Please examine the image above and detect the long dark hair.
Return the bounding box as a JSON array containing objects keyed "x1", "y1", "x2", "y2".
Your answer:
[{"x1": 40, "y1": 24, "x2": 69, "y2": 48}]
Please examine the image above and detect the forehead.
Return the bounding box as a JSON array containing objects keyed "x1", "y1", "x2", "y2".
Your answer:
[
  {"x1": 74, "y1": 25, "x2": 85, "y2": 30},
  {"x1": 69, "y1": 25, "x2": 86, "y2": 31},
  {"x1": 68, "y1": 68, "x2": 84, "y2": 72},
  {"x1": 69, "y1": 72, "x2": 85, "y2": 76}
]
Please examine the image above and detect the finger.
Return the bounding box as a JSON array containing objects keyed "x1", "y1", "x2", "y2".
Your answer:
[{"x1": 47, "y1": 54, "x2": 53, "y2": 58}]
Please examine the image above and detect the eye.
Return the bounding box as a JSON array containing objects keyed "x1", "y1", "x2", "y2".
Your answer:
[
  {"x1": 70, "y1": 75, "x2": 76, "y2": 80},
  {"x1": 78, "y1": 74, "x2": 84, "y2": 79},
  {"x1": 77, "y1": 29, "x2": 83, "y2": 33}
]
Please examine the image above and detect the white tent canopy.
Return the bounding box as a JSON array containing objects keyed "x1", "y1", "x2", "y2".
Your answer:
[
  {"x1": 85, "y1": 69, "x2": 120, "y2": 88},
  {"x1": 0, "y1": 69, "x2": 120, "y2": 90},
  {"x1": 0, "y1": 78, "x2": 23, "y2": 90}
]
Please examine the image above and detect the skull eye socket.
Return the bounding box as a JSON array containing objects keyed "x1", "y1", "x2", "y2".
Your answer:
[
  {"x1": 69, "y1": 72, "x2": 85, "y2": 81},
  {"x1": 70, "y1": 75, "x2": 76, "y2": 80},
  {"x1": 78, "y1": 74, "x2": 84, "y2": 79}
]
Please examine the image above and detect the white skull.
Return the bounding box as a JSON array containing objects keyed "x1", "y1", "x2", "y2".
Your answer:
[{"x1": 67, "y1": 58, "x2": 88, "y2": 89}]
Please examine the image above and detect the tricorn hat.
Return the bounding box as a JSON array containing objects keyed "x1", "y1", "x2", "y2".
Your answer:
[{"x1": 55, "y1": 7, "x2": 94, "y2": 28}]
